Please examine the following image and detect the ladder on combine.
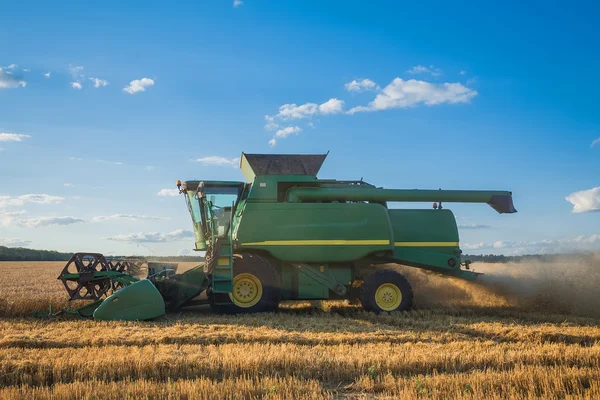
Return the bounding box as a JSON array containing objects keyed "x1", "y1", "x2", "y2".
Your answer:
[
  {"x1": 210, "y1": 204, "x2": 235, "y2": 303},
  {"x1": 212, "y1": 241, "x2": 233, "y2": 295}
]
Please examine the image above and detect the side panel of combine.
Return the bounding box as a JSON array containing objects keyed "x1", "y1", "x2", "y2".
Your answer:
[
  {"x1": 235, "y1": 202, "x2": 394, "y2": 263},
  {"x1": 389, "y1": 209, "x2": 459, "y2": 254},
  {"x1": 388, "y1": 209, "x2": 464, "y2": 274},
  {"x1": 279, "y1": 264, "x2": 353, "y2": 300}
]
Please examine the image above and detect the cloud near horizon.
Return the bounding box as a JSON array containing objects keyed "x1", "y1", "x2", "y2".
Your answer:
[
  {"x1": 463, "y1": 234, "x2": 600, "y2": 255},
  {"x1": 458, "y1": 224, "x2": 492, "y2": 229},
  {"x1": 0, "y1": 194, "x2": 64, "y2": 208},
  {"x1": 92, "y1": 214, "x2": 168, "y2": 222},
  {"x1": 0, "y1": 237, "x2": 32, "y2": 247},
  {"x1": 566, "y1": 187, "x2": 600, "y2": 213},
  {"x1": 105, "y1": 229, "x2": 193, "y2": 243},
  {"x1": 157, "y1": 189, "x2": 180, "y2": 197},
  {"x1": 17, "y1": 216, "x2": 84, "y2": 228}
]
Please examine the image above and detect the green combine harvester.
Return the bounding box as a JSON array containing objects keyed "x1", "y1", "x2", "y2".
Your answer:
[{"x1": 51, "y1": 153, "x2": 516, "y2": 320}]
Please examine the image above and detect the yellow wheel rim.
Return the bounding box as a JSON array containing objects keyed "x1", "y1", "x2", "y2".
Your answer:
[
  {"x1": 375, "y1": 283, "x2": 402, "y2": 311},
  {"x1": 229, "y1": 273, "x2": 263, "y2": 308}
]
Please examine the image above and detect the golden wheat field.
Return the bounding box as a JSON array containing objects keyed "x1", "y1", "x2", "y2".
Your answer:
[{"x1": 0, "y1": 257, "x2": 599, "y2": 399}]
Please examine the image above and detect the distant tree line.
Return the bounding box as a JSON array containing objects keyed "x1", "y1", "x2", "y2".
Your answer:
[
  {"x1": 0, "y1": 246, "x2": 204, "y2": 262},
  {"x1": 0, "y1": 246, "x2": 73, "y2": 261}
]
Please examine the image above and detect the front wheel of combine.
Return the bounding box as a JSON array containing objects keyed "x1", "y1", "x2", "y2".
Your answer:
[
  {"x1": 210, "y1": 253, "x2": 281, "y2": 314},
  {"x1": 360, "y1": 269, "x2": 413, "y2": 313}
]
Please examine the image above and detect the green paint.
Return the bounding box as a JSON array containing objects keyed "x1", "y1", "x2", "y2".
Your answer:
[
  {"x1": 93, "y1": 280, "x2": 166, "y2": 321},
  {"x1": 178, "y1": 153, "x2": 516, "y2": 308}
]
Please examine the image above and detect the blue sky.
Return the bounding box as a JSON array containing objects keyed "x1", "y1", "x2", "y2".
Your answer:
[{"x1": 1, "y1": 0, "x2": 599, "y2": 256}]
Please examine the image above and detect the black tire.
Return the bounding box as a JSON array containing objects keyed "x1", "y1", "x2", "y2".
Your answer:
[
  {"x1": 360, "y1": 269, "x2": 413, "y2": 313},
  {"x1": 210, "y1": 253, "x2": 281, "y2": 314}
]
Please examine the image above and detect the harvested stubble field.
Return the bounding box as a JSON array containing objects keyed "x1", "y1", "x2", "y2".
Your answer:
[{"x1": 0, "y1": 257, "x2": 599, "y2": 399}]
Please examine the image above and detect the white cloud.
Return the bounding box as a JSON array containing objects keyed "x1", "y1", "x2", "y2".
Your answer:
[
  {"x1": 591, "y1": 137, "x2": 600, "y2": 148},
  {"x1": 63, "y1": 183, "x2": 74, "y2": 187},
  {"x1": 97, "y1": 159, "x2": 123, "y2": 166},
  {"x1": 264, "y1": 115, "x2": 279, "y2": 131},
  {"x1": 0, "y1": 133, "x2": 31, "y2": 142},
  {"x1": 276, "y1": 102, "x2": 319, "y2": 120},
  {"x1": 0, "y1": 210, "x2": 26, "y2": 227},
  {"x1": 459, "y1": 70, "x2": 467, "y2": 75},
  {"x1": 233, "y1": 0, "x2": 243, "y2": 7},
  {"x1": 157, "y1": 189, "x2": 180, "y2": 197},
  {"x1": 318, "y1": 98, "x2": 344, "y2": 114},
  {"x1": 18, "y1": 216, "x2": 84, "y2": 228},
  {"x1": 492, "y1": 241, "x2": 508, "y2": 249},
  {"x1": 275, "y1": 126, "x2": 301, "y2": 138},
  {"x1": 16, "y1": 194, "x2": 64, "y2": 204},
  {"x1": 265, "y1": 97, "x2": 346, "y2": 144},
  {"x1": 44, "y1": 72, "x2": 51, "y2": 78},
  {"x1": 271, "y1": 97, "x2": 347, "y2": 121},
  {"x1": 463, "y1": 234, "x2": 600, "y2": 255},
  {"x1": 192, "y1": 156, "x2": 240, "y2": 167},
  {"x1": 92, "y1": 214, "x2": 167, "y2": 223},
  {"x1": 565, "y1": 187, "x2": 600, "y2": 213},
  {"x1": 462, "y1": 242, "x2": 486, "y2": 251},
  {"x1": 178, "y1": 248, "x2": 193, "y2": 256},
  {"x1": 89, "y1": 77, "x2": 108, "y2": 88},
  {"x1": 0, "y1": 68, "x2": 26, "y2": 89},
  {"x1": 458, "y1": 224, "x2": 491, "y2": 229},
  {"x1": 5, "y1": 64, "x2": 17, "y2": 70},
  {"x1": 105, "y1": 229, "x2": 193, "y2": 243},
  {"x1": 406, "y1": 65, "x2": 443, "y2": 77},
  {"x1": 68, "y1": 65, "x2": 85, "y2": 89},
  {"x1": 263, "y1": 75, "x2": 477, "y2": 146},
  {"x1": 0, "y1": 237, "x2": 32, "y2": 247},
  {"x1": 145, "y1": 165, "x2": 154, "y2": 171},
  {"x1": 0, "y1": 194, "x2": 64, "y2": 208},
  {"x1": 123, "y1": 78, "x2": 155, "y2": 94},
  {"x1": 69, "y1": 156, "x2": 123, "y2": 165},
  {"x1": 348, "y1": 78, "x2": 477, "y2": 114},
  {"x1": 344, "y1": 79, "x2": 377, "y2": 92}
]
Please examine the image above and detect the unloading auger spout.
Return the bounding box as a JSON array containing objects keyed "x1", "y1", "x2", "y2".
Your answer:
[{"x1": 286, "y1": 188, "x2": 516, "y2": 214}]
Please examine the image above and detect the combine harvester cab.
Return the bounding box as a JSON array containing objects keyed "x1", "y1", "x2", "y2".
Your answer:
[
  {"x1": 178, "y1": 152, "x2": 516, "y2": 315},
  {"x1": 48, "y1": 152, "x2": 515, "y2": 321}
]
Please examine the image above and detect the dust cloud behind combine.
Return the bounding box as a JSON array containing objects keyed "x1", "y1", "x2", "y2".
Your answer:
[{"x1": 392, "y1": 254, "x2": 600, "y2": 318}]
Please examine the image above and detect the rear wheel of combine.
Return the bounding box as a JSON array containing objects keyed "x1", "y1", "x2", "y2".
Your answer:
[
  {"x1": 360, "y1": 269, "x2": 413, "y2": 313},
  {"x1": 210, "y1": 253, "x2": 281, "y2": 314}
]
